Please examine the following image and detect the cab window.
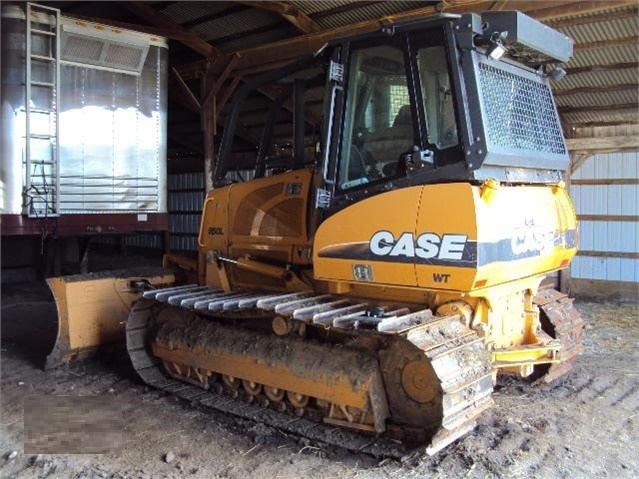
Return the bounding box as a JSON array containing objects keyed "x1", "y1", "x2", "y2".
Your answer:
[
  {"x1": 338, "y1": 44, "x2": 414, "y2": 190},
  {"x1": 417, "y1": 45, "x2": 458, "y2": 150}
]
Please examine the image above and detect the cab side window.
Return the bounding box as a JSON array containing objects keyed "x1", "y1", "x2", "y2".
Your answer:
[
  {"x1": 339, "y1": 44, "x2": 414, "y2": 190},
  {"x1": 417, "y1": 45, "x2": 459, "y2": 150}
]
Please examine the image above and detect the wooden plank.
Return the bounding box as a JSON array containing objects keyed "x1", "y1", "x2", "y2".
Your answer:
[
  {"x1": 565, "y1": 136, "x2": 639, "y2": 151},
  {"x1": 575, "y1": 35, "x2": 638, "y2": 51},
  {"x1": 577, "y1": 250, "x2": 639, "y2": 259},
  {"x1": 564, "y1": 62, "x2": 637, "y2": 76},
  {"x1": 577, "y1": 215, "x2": 639, "y2": 222},
  {"x1": 570, "y1": 279, "x2": 638, "y2": 299},
  {"x1": 567, "y1": 121, "x2": 639, "y2": 128},
  {"x1": 560, "y1": 103, "x2": 638, "y2": 114},
  {"x1": 555, "y1": 83, "x2": 639, "y2": 97},
  {"x1": 122, "y1": 2, "x2": 219, "y2": 58},
  {"x1": 571, "y1": 179, "x2": 639, "y2": 186}
]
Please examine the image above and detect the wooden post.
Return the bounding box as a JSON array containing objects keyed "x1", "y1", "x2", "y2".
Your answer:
[
  {"x1": 201, "y1": 65, "x2": 216, "y2": 192},
  {"x1": 559, "y1": 154, "x2": 577, "y2": 294}
]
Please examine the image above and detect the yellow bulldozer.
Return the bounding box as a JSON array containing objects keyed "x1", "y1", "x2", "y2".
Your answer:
[{"x1": 47, "y1": 11, "x2": 584, "y2": 456}]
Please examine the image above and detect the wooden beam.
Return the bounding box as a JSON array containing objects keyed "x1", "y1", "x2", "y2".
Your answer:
[
  {"x1": 547, "y1": 7, "x2": 638, "y2": 29},
  {"x1": 256, "y1": 83, "x2": 321, "y2": 127},
  {"x1": 554, "y1": 83, "x2": 639, "y2": 96},
  {"x1": 170, "y1": 67, "x2": 201, "y2": 112},
  {"x1": 572, "y1": 178, "x2": 639, "y2": 186},
  {"x1": 200, "y1": 64, "x2": 216, "y2": 191},
  {"x1": 566, "y1": 135, "x2": 639, "y2": 151},
  {"x1": 570, "y1": 152, "x2": 591, "y2": 174},
  {"x1": 121, "y1": 1, "x2": 219, "y2": 58},
  {"x1": 216, "y1": 76, "x2": 243, "y2": 120},
  {"x1": 567, "y1": 121, "x2": 639, "y2": 128},
  {"x1": 576, "y1": 215, "x2": 639, "y2": 223},
  {"x1": 575, "y1": 35, "x2": 639, "y2": 51},
  {"x1": 238, "y1": 1, "x2": 321, "y2": 33},
  {"x1": 576, "y1": 250, "x2": 639, "y2": 259},
  {"x1": 559, "y1": 103, "x2": 638, "y2": 114},
  {"x1": 564, "y1": 62, "x2": 637, "y2": 76},
  {"x1": 212, "y1": 54, "x2": 241, "y2": 98}
]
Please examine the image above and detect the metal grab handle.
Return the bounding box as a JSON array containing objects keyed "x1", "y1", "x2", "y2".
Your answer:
[
  {"x1": 197, "y1": 196, "x2": 217, "y2": 248},
  {"x1": 322, "y1": 84, "x2": 343, "y2": 185}
]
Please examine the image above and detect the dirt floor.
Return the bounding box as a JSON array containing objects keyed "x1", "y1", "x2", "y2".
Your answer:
[{"x1": 1, "y1": 280, "x2": 638, "y2": 479}]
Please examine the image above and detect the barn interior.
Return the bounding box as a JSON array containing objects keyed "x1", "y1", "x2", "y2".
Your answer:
[{"x1": 1, "y1": 2, "x2": 638, "y2": 478}]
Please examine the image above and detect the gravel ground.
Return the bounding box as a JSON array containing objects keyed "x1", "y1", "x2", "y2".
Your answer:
[{"x1": 1, "y1": 281, "x2": 638, "y2": 479}]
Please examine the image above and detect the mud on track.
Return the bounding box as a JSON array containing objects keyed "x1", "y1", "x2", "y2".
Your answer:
[{"x1": 1, "y1": 283, "x2": 638, "y2": 479}]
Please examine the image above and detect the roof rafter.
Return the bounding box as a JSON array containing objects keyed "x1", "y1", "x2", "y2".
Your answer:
[{"x1": 238, "y1": 1, "x2": 321, "y2": 34}]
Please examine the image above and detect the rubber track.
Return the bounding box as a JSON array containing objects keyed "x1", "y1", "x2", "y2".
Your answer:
[{"x1": 534, "y1": 289, "x2": 585, "y2": 383}]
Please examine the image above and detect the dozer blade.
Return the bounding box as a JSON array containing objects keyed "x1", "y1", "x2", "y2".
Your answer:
[{"x1": 46, "y1": 268, "x2": 174, "y2": 370}]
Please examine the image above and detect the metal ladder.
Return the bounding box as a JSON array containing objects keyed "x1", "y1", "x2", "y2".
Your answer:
[{"x1": 24, "y1": 2, "x2": 61, "y2": 217}]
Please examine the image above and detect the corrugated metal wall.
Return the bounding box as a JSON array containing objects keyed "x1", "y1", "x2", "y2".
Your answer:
[
  {"x1": 168, "y1": 172, "x2": 206, "y2": 252},
  {"x1": 570, "y1": 151, "x2": 639, "y2": 284}
]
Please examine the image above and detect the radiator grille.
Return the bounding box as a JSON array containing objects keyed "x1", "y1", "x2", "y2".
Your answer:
[{"x1": 478, "y1": 63, "x2": 566, "y2": 155}]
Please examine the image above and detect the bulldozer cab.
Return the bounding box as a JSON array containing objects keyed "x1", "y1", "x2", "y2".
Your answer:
[
  {"x1": 334, "y1": 31, "x2": 459, "y2": 191},
  {"x1": 214, "y1": 11, "x2": 573, "y2": 220}
]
